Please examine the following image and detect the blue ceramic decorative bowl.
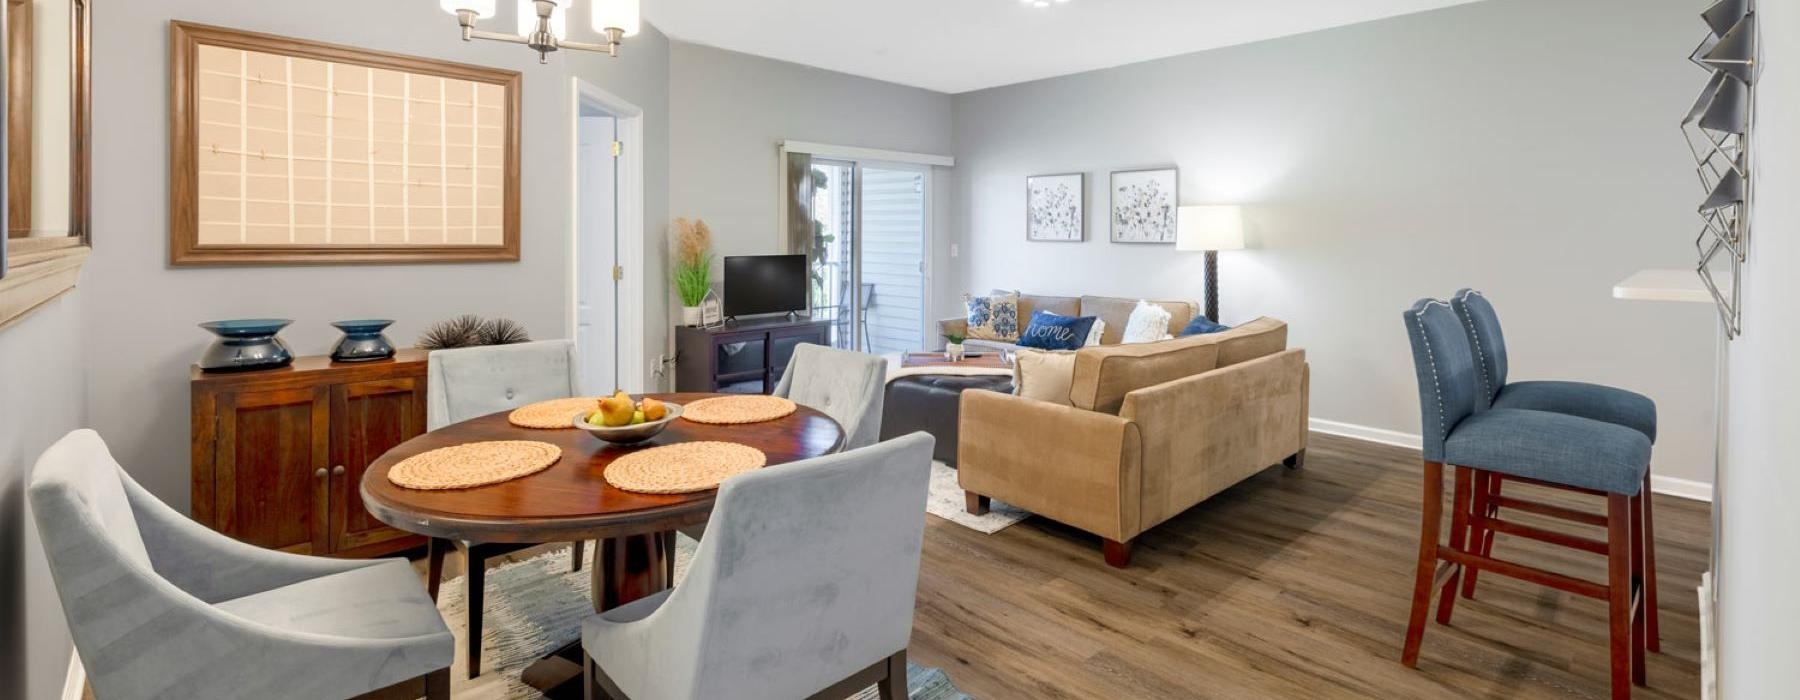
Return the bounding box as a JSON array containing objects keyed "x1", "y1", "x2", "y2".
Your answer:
[
  {"x1": 198, "y1": 319, "x2": 295, "y2": 372},
  {"x1": 330, "y1": 319, "x2": 397, "y2": 363}
]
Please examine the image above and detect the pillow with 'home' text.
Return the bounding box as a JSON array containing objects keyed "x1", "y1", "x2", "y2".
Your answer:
[{"x1": 1017, "y1": 310, "x2": 1098, "y2": 351}]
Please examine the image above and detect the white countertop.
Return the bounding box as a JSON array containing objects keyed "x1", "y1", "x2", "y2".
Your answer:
[{"x1": 1614, "y1": 268, "x2": 1714, "y2": 304}]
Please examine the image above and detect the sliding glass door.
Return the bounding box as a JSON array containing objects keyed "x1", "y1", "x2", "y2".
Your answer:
[{"x1": 803, "y1": 160, "x2": 931, "y2": 354}]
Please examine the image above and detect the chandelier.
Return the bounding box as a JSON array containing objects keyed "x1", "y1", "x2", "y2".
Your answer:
[{"x1": 439, "y1": 0, "x2": 640, "y2": 63}]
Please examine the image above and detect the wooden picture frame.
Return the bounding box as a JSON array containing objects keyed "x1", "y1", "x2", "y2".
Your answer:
[{"x1": 168, "y1": 21, "x2": 522, "y2": 265}]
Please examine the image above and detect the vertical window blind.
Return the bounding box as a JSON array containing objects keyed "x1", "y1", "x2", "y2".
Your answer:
[{"x1": 193, "y1": 44, "x2": 506, "y2": 247}]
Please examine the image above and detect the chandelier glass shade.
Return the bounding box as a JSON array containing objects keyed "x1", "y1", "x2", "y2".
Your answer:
[{"x1": 441, "y1": 0, "x2": 637, "y2": 62}]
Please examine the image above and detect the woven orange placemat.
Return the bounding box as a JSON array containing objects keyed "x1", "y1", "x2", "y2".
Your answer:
[
  {"x1": 679, "y1": 395, "x2": 798, "y2": 425},
  {"x1": 388, "y1": 440, "x2": 562, "y2": 490},
  {"x1": 508, "y1": 397, "x2": 602, "y2": 429},
  {"x1": 603, "y1": 441, "x2": 768, "y2": 494}
]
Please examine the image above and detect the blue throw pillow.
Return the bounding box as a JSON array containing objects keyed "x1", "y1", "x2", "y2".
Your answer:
[
  {"x1": 1179, "y1": 316, "x2": 1231, "y2": 336},
  {"x1": 1018, "y1": 310, "x2": 1098, "y2": 351}
]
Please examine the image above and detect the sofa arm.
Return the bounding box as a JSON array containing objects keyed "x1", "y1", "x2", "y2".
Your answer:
[
  {"x1": 1119, "y1": 349, "x2": 1308, "y2": 525},
  {"x1": 938, "y1": 317, "x2": 969, "y2": 346},
  {"x1": 957, "y1": 390, "x2": 1142, "y2": 541}
]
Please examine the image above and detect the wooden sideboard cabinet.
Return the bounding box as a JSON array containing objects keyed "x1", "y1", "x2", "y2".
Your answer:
[
  {"x1": 191, "y1": 349, "x2": 428, "y2": 558},
  {"x1": 675, "y1": 317, "x2": 833, "y2": 394}
]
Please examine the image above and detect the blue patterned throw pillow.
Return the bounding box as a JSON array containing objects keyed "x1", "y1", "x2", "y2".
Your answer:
[
  {"x1": 965, "y1": 292, "x2": 1021, "y2": 342},
  {"x1": 1018, "y1": 310, "x2": 1098, "y2": 351},
  {"x1": 1179, "y1": 315, "x2": 1231, "y2": 336}
]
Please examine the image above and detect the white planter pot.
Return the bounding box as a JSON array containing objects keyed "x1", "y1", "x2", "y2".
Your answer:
[
  {"x1": 681, "y1": 306, "x2": 704, "y2": 326},
  {"x1": 945, "y1": 343, "x2": 965, "y2": 361}
]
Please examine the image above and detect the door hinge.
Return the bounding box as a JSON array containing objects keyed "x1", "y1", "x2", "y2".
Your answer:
[
  {"x1": 611, "y1": 141, "x2": 623, "y2": 157},
  {"x1": 612, "y1": 265, "x2": 624, "y2": 281}
]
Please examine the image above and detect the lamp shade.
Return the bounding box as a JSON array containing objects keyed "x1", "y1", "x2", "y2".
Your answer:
[
  {"x1": 441, "y1": 0, "x2": 497, "y2": 17},
  {"x1": 517, "y1": 0, "x2": 568, "y2": 39},
  {"x1": 1176, "y1": 205, "x2": 1245, "y2": 252},
  {"x1": 591, "y1": 0, "x2": 641, "y2": 36}
]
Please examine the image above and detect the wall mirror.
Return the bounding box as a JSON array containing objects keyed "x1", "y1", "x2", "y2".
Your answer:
[{"x1": 0, "y1": 0, "x2": 91, "y2": 327}]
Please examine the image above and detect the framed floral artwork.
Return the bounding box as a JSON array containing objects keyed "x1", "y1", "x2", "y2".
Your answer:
[
  {"x1": 1026, "y1": 172, "x2": 1083, "y2": 242},
  {"x1": 1109, "y1": 167, "x2": 1178, "y2": 244}
]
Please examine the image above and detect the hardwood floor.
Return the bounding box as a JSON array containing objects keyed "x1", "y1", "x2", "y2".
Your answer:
[{"x1": 907, "y1": 432, "x2": 1707, "y2": 699}]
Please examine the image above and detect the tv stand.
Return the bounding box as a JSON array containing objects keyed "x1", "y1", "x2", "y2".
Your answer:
[{"x1": 676, "y1": 316, "x2": 832, "y2": 394}]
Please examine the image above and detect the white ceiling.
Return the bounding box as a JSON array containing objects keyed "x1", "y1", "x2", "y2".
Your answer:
[{"x1": 646, "y1": 0, "x2": 1485, "y2": 94}]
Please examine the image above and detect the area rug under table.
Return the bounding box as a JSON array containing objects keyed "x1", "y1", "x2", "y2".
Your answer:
[{"x1": 437, "y1": 540, "x2": 971, "y2": 699}]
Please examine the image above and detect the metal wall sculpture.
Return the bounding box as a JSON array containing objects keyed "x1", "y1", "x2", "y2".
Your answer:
[{"x1": 1683, "y1": 0, "x2": 1757, "y2": 338}]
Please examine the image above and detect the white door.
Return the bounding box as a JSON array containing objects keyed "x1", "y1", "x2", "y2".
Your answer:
[
  {"x1": 576, "y1": 114, "x2": 618, "y2": 394},
  {"x1": 858, "y1": 163, "x2": 930, "y2": 354}
]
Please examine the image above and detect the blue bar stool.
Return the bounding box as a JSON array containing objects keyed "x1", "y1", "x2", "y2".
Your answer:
[
  {"x1": 1451, "y1": 288, "x2": 1661, "y2": 649},
  {"x1": 1400, "y1": 298, "x2": 1651, "y2": 698}
]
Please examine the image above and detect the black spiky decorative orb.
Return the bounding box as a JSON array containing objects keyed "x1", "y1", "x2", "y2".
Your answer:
[
  {"x1": 417, "y1": 314, "x2": 485, "y2": 350},
  {"x1": 479, "y1": 318, "x2": 531, "y2": 345}
]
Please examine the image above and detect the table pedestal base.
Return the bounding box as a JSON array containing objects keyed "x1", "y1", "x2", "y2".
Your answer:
[{"x1": 519, "y1": 531, "x2": 677, "y2": 698}]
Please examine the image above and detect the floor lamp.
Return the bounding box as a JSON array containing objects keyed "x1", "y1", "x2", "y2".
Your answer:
[{"x1": 1176, "y1": 205, "x2": 1246, "y2": 322}]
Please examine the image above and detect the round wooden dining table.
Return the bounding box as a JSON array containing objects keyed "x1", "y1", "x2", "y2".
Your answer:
[{"x1": 361, "y1": 392, "x2": 844, "y2": 697}]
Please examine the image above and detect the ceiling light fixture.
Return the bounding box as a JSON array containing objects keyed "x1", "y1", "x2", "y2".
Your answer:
[
  {"x1": 440, "y1": 0, "x2": 639, "y2": 63},
  {"x1": 1019, "y1": 0, "x2": 1071, "y2": 7}
]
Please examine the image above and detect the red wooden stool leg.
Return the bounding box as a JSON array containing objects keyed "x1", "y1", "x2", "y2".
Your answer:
[
  {"x1": 1606, "y1": 494, "x2": 1633, "y2": 700},
  {"x1": 1630, "y1": 491, "x2": 1648, "y2": 687},
  {"x1": 1435, "y1": 467, "x2": 1473, "y2": 626},
  {"x1": 1643, "y1": 471, "x2": 1661, "y2": 653},
  {"x1": 1401, "y1": 461, "x2": 1445, "y2": 667},
  {"x1": 1461, "y1": 471, "x2": 1496, "y2": 599}
]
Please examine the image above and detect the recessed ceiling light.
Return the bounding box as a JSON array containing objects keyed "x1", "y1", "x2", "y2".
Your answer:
[{"x1": 1019, "y1": 0, "x2": 1067, "y2": 7}]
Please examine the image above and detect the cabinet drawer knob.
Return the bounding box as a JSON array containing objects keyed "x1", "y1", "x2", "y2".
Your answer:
[
  {"x1": 333, "y1": 465, "x2": 347, "y2": 477},
  {"x1": 314, "y1": 467, "x2": 327, "y2": 479}
]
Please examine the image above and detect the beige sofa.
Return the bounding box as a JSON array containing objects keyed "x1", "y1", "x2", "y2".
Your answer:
[
  {"x1": 939, "y1": 293, "x2": 1197, "y2": 351},
  {"x1": 957, "y1": 317, "x2": 1308, "y2": 567}
]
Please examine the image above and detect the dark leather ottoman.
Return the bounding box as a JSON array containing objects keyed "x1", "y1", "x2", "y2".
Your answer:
[{"x1": 880, "y1": 374, "x2": 1014, "y2": 466}]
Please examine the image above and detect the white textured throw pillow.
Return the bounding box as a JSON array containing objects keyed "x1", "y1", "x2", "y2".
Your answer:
[
  {"x1": 1121, "y1": 300, "x2": 1174, "y2": 344},
  {"x1": 1012, "y1": 349, "x2": 1077, "y2": 406},
  {"x1": 1084, "y1": 319, "x2": 1106, "y2": 346}
]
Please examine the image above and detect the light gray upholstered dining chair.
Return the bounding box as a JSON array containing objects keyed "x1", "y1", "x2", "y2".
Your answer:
[
  {"x1": 584, "y1": 431, "x2": 934, "y2": 700},
  {"x1": 772, "y1": 342, "x2": 888, "y2": 450},
  {"x1": 426, "y1": 338, "x2": 588, "y2": 678},
  {"x1": 29, "y1": 429, "x2": 452, "y2": 700}
]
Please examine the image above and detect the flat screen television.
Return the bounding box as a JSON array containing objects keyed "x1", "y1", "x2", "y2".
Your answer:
[{"x1": 723, "y1": 254, "x2": 809, "y2": 318}]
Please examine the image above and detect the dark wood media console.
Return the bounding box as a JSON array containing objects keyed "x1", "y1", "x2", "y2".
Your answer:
[{"x1": 674, "y1": 316, "x2": 833, "y2": 394}]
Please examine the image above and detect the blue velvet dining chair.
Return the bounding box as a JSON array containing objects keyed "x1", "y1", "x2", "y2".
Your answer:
[
  {"x1": 1450, "y1": 288, "x2": 1661, "y2": 648},
  {"x1": 1400, "y1": 298, "x2": 1652, "y2": 698}
]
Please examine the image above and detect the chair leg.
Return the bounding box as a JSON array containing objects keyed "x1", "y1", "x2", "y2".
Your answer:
[
  {"x1": 424, "y1": 668, "x2": 450, "y2": 700},
  {"x1": 425, "y1": 537, "x2": 449, "y2": 603},
  {"x1": 1630, "y1": 490, "x2": 1648, "y2": 687},
  {"x1": 1460, "y1": 472, "x2": 1494, "y2": 599},
  {"x1": 1102, "y1": 538, "x2": 1133, "y2": 568},
  {"x1": 1435, "y1": 467, "x2": 1473, "y2": 625},
  {"x1": 877, "y1": 650, "x2": 907, "y2": 700},
  {"x1": 964, "y1": 491, "x2": 990, "y2": 516},
  {"x1": 1642, "y1": 470, "x2": 1661, "y2": 653},
  {"x1": 663, "y1": 530, "x2": 677, "y2": 581},
  {"x1": 572, "y1": 540, "x2": 586, "y2": 573},
  {"x1": 467, "y1": 544, "x2": 485, "y2": 680},
  {"x1": 1607, "y1": 494, "x2": 1632, "y2": 700},
  {"x1": 1401, "y1": 461, "x2": 1445, "y2": 668}
]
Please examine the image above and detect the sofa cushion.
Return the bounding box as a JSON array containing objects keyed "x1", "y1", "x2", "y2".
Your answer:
[
  {"x1": 1018, "y1": 310, "x2": 1098, "y2": 351},
  {"x1": 965, "y1": 292, "x2": 1021, "y2": 342},
  {"x1": 1080, "y1": 296, "x2": 1194, "y2": 344},
  {"x1": 1212, "y1": 316, "x2": 1289, "y2": 367},
  {"x1": 1013, "y1": 349, "x2": 1078, "y2": 405},
  {"x1": 1068, "y1": 334, "x2": 1221, "y2": 414},
  {"x1": 993, "y1": 290, "x2": 1081, "y2": 322}
]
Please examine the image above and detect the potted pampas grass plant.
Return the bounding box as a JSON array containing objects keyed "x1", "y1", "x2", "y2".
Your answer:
[{"x1": 672, "y1": 218, "x2": 715, "y2": 326}]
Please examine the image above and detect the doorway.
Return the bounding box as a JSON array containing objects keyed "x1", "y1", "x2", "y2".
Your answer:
[
  {"x1": 570, "y1": 79, "x2": 645, "y2": 393},
  {"x1": 805, "y1": 159, "x2": 933, "y2": 354}
]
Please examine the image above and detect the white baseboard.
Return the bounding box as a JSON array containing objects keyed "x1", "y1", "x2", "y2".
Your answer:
[
  {"x1": 1309, "y1": 417, "x2": 1422, "y2": 450},
  {"x1": 62, "y1": 653, "x2": 83, "y2": 700},
  {"x1": 1308, "y1": 418, "x2": 1713, "y2": 502}
]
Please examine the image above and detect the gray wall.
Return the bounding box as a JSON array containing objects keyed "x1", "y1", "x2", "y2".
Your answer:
[
  {"x1": 85, "y1": 0, "x2": 670, "y2": 513},
  {"x1": 668, "y1": 42, "x2": 962, "y2": 322},
  {"x1": 949, "y1": 0, "x2": 1718, "y2": 487},
  {"x1": 0, "y1": 290, "x2": 85, "y2": 700},
  {"x1": 1720, "y1": 0, "x2": 1797, "y2": 692}
]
